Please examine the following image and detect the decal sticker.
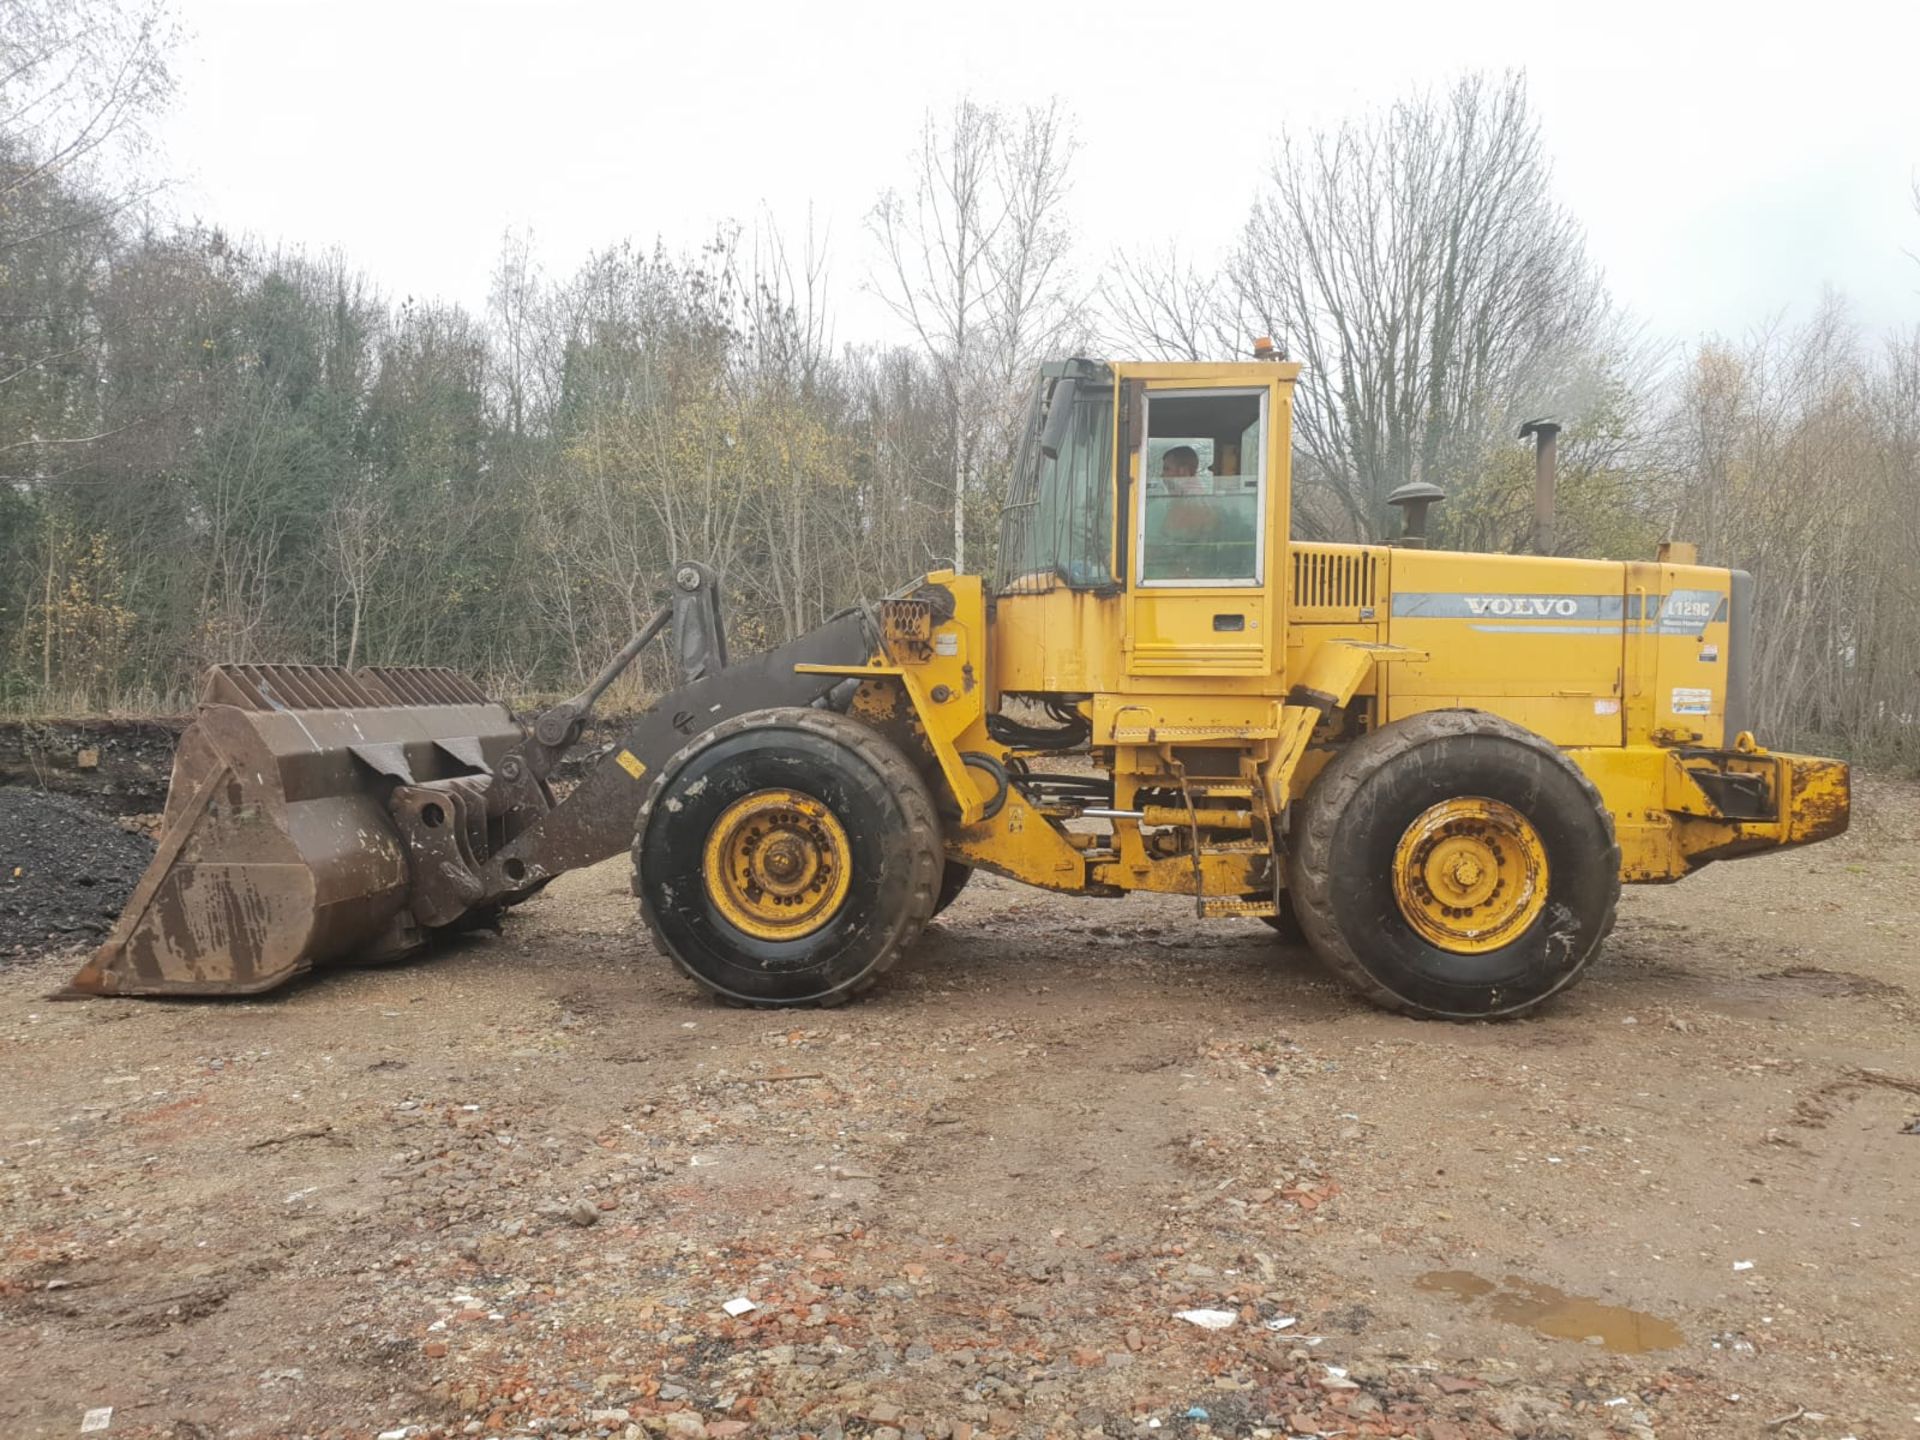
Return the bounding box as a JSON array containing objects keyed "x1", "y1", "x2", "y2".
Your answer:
[
  {"x1": 1594, "y1": 698, "x2": 1621, "y2": 715},
  {"x1": 1650, "y1": 589, "x2": 1725, "y2": 635},
  {"x1": 935, "y1": 632, "x2": 959, "y2": 656},
  {"x1": 614, "y1": 749, "x2": 648, "y2": 780},
  {"x1": 1391, "y1": 592, "x2": 1626, "y2": 634},
  {"x1": 1390, "y1": 589, "x2": 1729, "y2": 636},
  {"x1": 1670, "y1": 687, "x2": 1713, "y2": 716},
  {"x1": 1394, "y1": 593, "x2": 1622, "y2": 620}
]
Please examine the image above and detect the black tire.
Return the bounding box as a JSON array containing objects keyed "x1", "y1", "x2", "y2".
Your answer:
[
  {"x1": 933, "y1": 861, "x2": 973, "y2": 916},
  {"x1": 1259, "y1": 891, "x2": 1306, "y2": 946},
  {"x1": 633, "y1": 708, "x2": 943, "y2": 1007},
  {"x1": 1287, "y1": 709, "x2": 1620, "y2": 1020}
]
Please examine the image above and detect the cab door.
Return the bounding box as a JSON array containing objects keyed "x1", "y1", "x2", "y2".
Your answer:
[{"x1": 1125, "y1": 380, "x2": 1279, "y2": 677}]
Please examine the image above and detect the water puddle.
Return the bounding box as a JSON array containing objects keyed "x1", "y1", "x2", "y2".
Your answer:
[{"x1": 1416, "y1": 1269, "x2": 1683, "y2": 1353}]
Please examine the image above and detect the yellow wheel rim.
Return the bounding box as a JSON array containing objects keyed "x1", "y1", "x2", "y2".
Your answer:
[
  {"x1": 701, "y1": 789, "x2": 853, "y2": 941},
  {"x1": 1391, "y1": 797, "x2": 1549, "y2": 954}
]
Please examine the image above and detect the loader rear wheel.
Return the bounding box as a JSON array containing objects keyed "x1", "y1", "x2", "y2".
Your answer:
[
  {"x1": 1287, "y1": 709, "x2": 1620, "y2": 1020},
  {"x1": 634, "y1": 707, "x2": 942, "y2": 1007}
]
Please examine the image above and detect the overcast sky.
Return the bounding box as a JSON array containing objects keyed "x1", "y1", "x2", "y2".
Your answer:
[{"x1": 152, "y1": 0, "x2": 1920, "y2": 353}]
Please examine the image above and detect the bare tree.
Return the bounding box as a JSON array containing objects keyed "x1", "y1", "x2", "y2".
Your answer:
[
  {"x1": 1, "y1": 0, "x2": 175, "y2": 200},
  {"x1": 1909, "y1": 176, "x2": 1920, "y2": 272},
  {"x1": 326, "y1": 488, "x2": 391, "y2": 670},
  {"x1": 981, "y1": 101, "x2": 1082, "y2": 396},
  {"x1": 488, "y1": 228, "x2": 543, "y2": 441},
  {"x1": 1101, "y1": 241, "x2": 1245, "y2": 362},
  {"x1": 871, "y1": 99, "x2": 997, "y2": 573},
  {"x1": 870, "y1": 96, "x2": 1080, "y2": 571},
  {"x1": 1233, "y1": 71, "x2": 1610, "y2": 540}
]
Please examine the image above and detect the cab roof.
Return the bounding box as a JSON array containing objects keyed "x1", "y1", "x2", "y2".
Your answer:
[{"x1": 1039, "y1": 357, "x2": 1303, "y2": 384}]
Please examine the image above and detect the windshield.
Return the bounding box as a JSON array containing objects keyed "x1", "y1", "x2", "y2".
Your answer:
[{"x1": 997, "y1": 370, "x2": 1116, "y2": 594}]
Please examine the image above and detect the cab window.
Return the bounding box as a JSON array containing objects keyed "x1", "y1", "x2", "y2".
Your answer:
[
  {"x1": 1137, "y1": 389, "x2": 1266, "y2": 585},
  {"x1": 998, "y1": 370, "x2": 1116, "y2": 593}
]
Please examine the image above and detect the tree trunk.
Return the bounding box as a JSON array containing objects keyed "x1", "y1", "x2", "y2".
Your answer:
[{"x1": 952, "y1": 440, "x2": 966, "y2": 573}]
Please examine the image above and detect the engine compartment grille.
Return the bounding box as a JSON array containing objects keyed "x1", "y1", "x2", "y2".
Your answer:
[{"x1": 1290, "y1": 545, "x2": 1380, "y2": 619}]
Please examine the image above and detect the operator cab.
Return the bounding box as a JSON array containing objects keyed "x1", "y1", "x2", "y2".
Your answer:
[
  {"x1": 998, "y1": 356, "x2": 1295, "y2": 681},
  {"x1": 997, "y1": 364, "x2": 1277, "y2": 589}
]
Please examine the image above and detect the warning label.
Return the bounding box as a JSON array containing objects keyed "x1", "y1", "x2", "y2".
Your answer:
[{"x1": 1670, "y1": 687, "x2": 1713, "y2": 716}]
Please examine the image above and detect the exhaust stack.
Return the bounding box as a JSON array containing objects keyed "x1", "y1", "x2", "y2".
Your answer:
[
  {"x1": 1387, "y1": 481, "x2": 1446, "y2": 549},
  {"x1": 1520, "y1": 419, "x2": 1560, "y2": 555}
]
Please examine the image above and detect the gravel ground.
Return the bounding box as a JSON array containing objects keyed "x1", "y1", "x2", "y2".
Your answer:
[
  {"x1": 0, "y1": 787, "x2": 155, "y2": 957},
  {"x1": 0, "y1": 779, "x2": 1915, "y2": 1440}
]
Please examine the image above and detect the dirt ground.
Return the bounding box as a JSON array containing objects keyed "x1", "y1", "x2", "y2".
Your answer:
[{"x1": 2, "y1": 781, "x2": 1916, "y2": 1440}]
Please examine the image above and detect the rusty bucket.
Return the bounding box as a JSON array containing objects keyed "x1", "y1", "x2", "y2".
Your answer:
[{"x1": 66, "y1": 664, "x2": 536, "y2": 997}]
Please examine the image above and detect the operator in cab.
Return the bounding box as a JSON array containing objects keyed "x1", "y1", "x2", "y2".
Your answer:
[{"x1": 1156, "y1": 445, "x2": 1213, "y2": 577}]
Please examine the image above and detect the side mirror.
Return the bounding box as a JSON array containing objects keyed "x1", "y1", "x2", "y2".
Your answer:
[{"x1": 1039, "y1": 376, "x2": 1078, "y2": 460}]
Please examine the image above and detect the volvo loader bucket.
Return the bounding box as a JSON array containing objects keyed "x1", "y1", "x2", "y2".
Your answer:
[{"x1": 66, "y1": 663, "x2": 545, "y2": 997}]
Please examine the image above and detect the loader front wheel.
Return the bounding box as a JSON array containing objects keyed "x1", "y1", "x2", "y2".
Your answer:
[
  {"x1": 1287, "y1": 709, "x2": 1620, "y2": 1020},
  {"x1": 933, "y1": 862, "x2": 973, "y2": 916},
  {"x1": 634, "y1": 708, "x2": 943, "y2": 1006}
]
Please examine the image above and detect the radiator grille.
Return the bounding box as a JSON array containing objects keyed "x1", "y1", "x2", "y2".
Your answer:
[{"x1": 1290, "y1": 545, "x2": 1380, "y2": 618}]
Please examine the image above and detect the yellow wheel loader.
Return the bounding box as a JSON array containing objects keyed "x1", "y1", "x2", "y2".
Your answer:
[{"x1": 67, "y1": 355, "x2": 1851, "y2": 1019}]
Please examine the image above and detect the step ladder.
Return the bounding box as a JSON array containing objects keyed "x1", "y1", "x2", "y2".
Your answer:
[{"x1": 1170, "y1": 769, "x2": 1283, "y2": 920}]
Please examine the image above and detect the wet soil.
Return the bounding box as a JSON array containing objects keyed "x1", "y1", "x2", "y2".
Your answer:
[{"x1": 0, "y1": 779, "x2": 1915, "y2": 1440}]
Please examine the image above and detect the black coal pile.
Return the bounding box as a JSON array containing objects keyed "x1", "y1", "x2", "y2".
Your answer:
[{"x1": 1, "y1": 787, "x2": 155, "y2": 959}]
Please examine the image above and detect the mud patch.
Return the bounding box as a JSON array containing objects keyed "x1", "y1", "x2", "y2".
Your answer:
[
  {"x1": 1791, "y1": 1067, "x2": 1920, "y2": 1129},
  {"x1": 1417, "y1": 1270, "x2": 1684, "y2": 1352},
  {"x1": 1758, "y1": 965, "x2": 1907, "y2": 1000},
  {"x1": 0, "y1": 1253, "x2": 269, "y2": 1336}
]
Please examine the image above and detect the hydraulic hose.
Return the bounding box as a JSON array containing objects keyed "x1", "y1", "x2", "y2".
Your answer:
[{"x1": 959, "y1": 751, "x2": 1010, "y2": 820}]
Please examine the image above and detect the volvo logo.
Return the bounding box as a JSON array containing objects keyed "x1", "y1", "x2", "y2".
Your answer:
[{"x1": 1463, "y1": 596, "x2": 1579, "y2": 617}]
